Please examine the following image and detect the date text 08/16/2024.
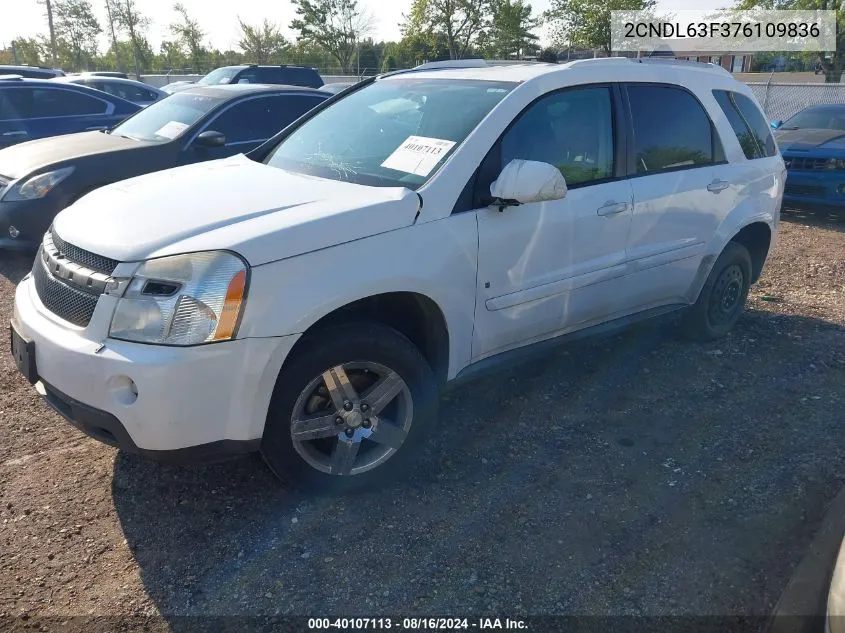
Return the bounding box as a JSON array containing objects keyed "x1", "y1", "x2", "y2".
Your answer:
[{"x1": 307, "y1": 618, "x2": 528, "y2": 630}]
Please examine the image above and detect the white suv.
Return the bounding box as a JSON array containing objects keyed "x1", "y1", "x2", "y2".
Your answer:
[{"x1": 10, "y1": 59, "x2": 784, "y2": 490}]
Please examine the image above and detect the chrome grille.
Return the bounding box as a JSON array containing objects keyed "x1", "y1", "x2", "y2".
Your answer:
[
  {"x1": 32, "y1": 249, "x2": 100, "y2": 327},
  {"x1": 50, "y1": 229, "x2": 119, "y2": 275}
]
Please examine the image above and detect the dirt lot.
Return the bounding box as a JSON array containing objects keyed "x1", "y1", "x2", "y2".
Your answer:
[{"x1": 1, "y1": 210, "x2": 844, "y2": 628}]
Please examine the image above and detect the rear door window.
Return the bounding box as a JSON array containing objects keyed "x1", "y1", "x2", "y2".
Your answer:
[
  {"x1": 626, "y1": 84, "x2": 717, "y2": 174},
  {"x1": 32, "y1": 88, "x2": 107, "y2": 117},
  {"x1": 731, "y1": 92, "x2": 777, "y2": 157}
]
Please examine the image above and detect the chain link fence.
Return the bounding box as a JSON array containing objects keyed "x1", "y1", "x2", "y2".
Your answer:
[{"x1": 748, "y1": 82, "x2": 845, "y2": 122}]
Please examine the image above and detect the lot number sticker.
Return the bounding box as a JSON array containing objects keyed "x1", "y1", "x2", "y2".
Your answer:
[
  {"x1": 154, "y1": 121, "x2": 190, "y2": 140},
  {"x1": 381, "y1": 136, "x2": 457, "y2": 177}
]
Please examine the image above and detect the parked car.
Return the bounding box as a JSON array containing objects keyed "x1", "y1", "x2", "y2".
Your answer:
[
  {"x1": 161, "y1": 64, "x2": 323, "y2": 95},
  {"x1": 772, "y1": 104, "x2": 845, "y2": 209},
  {"x1": 0, "y1": 84, "x2": 328, "y2": 249},
  {"x1": 0, "y1": 77, "x2": 139, "y2": 150},
  {"x1": 10, "y1": 59, "x2": 783, "y2": 491},
  {"x1": 52, "y1": 75, "x2": 165, "y2": 107},
  {"x1": 73, "y1": 71, "x2": 130, "y2": 79},
  {"x1": 0, "y1": 65, "x2": 65, "y2": 79}
]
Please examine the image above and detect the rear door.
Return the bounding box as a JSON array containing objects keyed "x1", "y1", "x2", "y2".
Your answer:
[
  {"x1": 620, "y1": 82, "x2": 726, "y2": 310},
  {"x1": 31, "y1": 86, "x2": 115, "y2": 136},
  {"x1": 0, "y1": 87, "x2": 29, "y2": 148}
]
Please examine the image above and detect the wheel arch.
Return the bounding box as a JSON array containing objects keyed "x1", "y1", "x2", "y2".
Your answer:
[{"x1": 284, "y1": 291, "x2": 452, "y2": 386}]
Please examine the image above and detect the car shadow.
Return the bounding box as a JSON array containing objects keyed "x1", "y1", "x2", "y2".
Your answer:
[
  {"x1": 0, "y1": 250, "x2": 33, "y2": 285},
  {"x1": 113, "y1": 309, "x2": 845, "y2": 621},
  {"x1": 782, "y1": 206, "x2": 845, "y2": 232}
]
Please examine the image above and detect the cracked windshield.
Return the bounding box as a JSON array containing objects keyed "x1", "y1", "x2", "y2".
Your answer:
[{"x1": 266, "y1": 78, "x2": 515, "y2": 188}]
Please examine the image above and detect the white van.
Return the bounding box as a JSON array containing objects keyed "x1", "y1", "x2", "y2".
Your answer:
[{"x1": 11, "y1": 58, "x2": 785, "y2": 490}]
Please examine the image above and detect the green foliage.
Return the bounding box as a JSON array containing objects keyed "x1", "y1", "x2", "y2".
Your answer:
[
  {"x1": 53, "y1": 0, "x2": 101, "y2": 71},
  {"x1": 402, "y1": 0, "x2": 490, "y2": 59},
  {"x1": 290, "y1": 0, "x2": 372, "y2": 73},
  {"x1": 736, "y1": 0, "x2": 845, "y2": 82},
  {"x1": 170, "y1": 3, "x2": 206, "y2": 72},
  {"x1": 237, "y1": 18, "x2": 289, "y2": 64},
  {"x1": 487, "y1": 0, "x2": 540, "y2": 59},
  {"x1": 7, "y1": 38, "x2": 46, "y2": 66},
  {"x1": 112, "y1": 0, "x2": 150, "y2": 78},
  {"x1": 545, "y1": 0, "x2": 656, "y2": 57}
]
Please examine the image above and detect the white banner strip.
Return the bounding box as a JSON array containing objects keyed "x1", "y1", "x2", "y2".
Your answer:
[{"x1": 611, "y1": 9, "x2": 837, "y2": 53}]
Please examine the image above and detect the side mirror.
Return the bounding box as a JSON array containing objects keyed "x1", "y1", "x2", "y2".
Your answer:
[
  {"x1": 770, "y1": 120, "x2": 783, "y2": 130},
  {"x1": 489, "y1": 159, "x2": 567, "y2": 209},
  {"x1": 195, "y1": 130, "x2": 226, "y2": 148}
]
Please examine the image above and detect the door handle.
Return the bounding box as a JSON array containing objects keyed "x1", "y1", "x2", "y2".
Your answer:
[
  {"x1": 2, "y1": 130, "x2": 27, "y2": 137},
  {"x1": 707, "y1": 179, "x2": 730, "y2": 193},
  {"x1": 597, "y1": 201, "x2": 629, "y2": 216}
]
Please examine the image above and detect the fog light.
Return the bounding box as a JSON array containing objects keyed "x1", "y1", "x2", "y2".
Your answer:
[{"x1": 8, "y1": 225, "x2": 19, "y2": 239}]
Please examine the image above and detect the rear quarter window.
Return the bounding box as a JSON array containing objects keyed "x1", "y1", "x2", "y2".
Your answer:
[{"x1": 713, "y1": 89, "x2": 777, "y2": 159}]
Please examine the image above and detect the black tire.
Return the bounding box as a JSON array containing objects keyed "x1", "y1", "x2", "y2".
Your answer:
[
  {"x1": 260, "y1": 321, "x2": 438, "y2": 493},
  {"x1": 682, "y1": 241, "x2": 752, "y2": 341}
]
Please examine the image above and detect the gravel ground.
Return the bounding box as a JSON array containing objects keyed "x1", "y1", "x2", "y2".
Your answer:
[{"x1": 1, "y1": 209, "x2": 844, "y2": 627}]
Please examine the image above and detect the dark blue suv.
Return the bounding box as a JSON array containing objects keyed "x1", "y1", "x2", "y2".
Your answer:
[{"x1": 0, "y1": 77, "x2": 140, "y2": 149}]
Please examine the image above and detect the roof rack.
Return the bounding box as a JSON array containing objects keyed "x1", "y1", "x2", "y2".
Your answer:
[
  {"x1": 0, "y1": 74, "x2": 24, "y2": 81},
  {"x1": 566, "y1": 56, "x2": 731, "y2": 75}
]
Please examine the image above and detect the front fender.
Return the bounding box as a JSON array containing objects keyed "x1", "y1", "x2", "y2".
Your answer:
[{"x1": 238, "y1": 214, "x2": 479, "y2": 380}]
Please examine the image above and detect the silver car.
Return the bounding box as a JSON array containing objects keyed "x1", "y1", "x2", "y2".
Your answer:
[{"x1": 51, "y1": 75, "x2": 165, "y2": 107}]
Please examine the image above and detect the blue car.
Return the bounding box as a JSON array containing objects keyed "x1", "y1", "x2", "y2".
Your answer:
[
  {"x1": 0, "y1": 77, "x2": 140, "y2": 149},
  {"x1": 772, "y1": 104, "x2": 845, "y2": 209}
]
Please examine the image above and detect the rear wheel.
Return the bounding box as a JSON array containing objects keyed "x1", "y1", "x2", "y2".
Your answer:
[
  {"x1": 682, "y1": 241, "x2": 752, "y2": 341},
  {"x1": 260, "y1": 322, "x2": 438, "y2": 492}
]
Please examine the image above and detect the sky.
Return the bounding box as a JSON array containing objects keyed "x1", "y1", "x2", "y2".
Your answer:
[{"x1": 0, "y1": 0, "x2": 728, "y2": 55}]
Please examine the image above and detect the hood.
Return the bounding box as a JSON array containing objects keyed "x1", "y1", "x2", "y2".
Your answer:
[
  {"x1": 161, "y1": 81, "x2": 195, "y2": 94},
  {"x1": 52, "y1": 155, "x2": 421, "y2": 266},
  {"x1": 0, "y1": 131, "x2": 142, "y2": 180},
  {"x1": 775, "y1": 128, "x2": 845, "y2": 152}
]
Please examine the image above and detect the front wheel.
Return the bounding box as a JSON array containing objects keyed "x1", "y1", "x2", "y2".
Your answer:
[
  {"x1": 260, "y1": 322, "x2": 438, "y2": 492},
  {"x1": 682, "y1": 241, "x2": 752, "y2": 341}
]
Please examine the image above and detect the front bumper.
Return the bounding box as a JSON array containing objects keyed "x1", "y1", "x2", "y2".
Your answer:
[
  {"x1": 0, "y1": 197, "x2": 63, "y2": 249},
  {"x1": 783, "y1": 170, "x2": 845, "y2": 209},
  {"x1": 13, "y1": 275, "x2": 299, "y2": 457}
]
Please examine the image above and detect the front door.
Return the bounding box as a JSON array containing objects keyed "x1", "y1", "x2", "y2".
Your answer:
[{"x1": 472, "y1": 85, "x2": 634, "y2": 360}]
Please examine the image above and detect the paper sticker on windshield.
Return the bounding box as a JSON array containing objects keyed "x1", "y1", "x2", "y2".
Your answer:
[
  {"x1": 154, "y1": 121, "x2": 190, "y2": 139},
  {"x1": 381, "y1": 136, "x2": 457, "y2": 177}
]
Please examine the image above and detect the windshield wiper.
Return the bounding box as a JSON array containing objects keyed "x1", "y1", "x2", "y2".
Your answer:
[{"x1": 780, "y1": 126, "x2": 801, "y2": 130}]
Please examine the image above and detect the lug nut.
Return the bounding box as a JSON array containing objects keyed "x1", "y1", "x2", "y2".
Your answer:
[
  {"x1": 360, "y1": 403, "x2": 370, "y2": 413},
  {"x1": 343, "y1": 401, "x2": 353, "y2": 411},
  {"x1": 335, "y1": 417, "x2": 343, "y2": 425},
  {"x1": 345, "y1": 428, "x2": 355, "y2": 438},
  {"x1": 362, "y1": 420, "x2": 372, "y2": 429}
]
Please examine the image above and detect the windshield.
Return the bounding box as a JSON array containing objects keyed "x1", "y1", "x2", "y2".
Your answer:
[
  {"x1": 782, "y1": 108, "x2": 845, "y2": 131},
  {"x1": 111, "y1": 92, "x2": 223, "y2": 142},
  {"x1": 198, "y1": 67, "x2": 239, "y2": 85},
  {"x1": 265, "y1": 78, "x2": 516, "y2": 188}
]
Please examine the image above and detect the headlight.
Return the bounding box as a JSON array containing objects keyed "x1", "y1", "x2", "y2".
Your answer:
[
  {"x1": 6, "y1": 167, "x2": 75, "y2": 201},
  {"x1": 109, "y1": 251, "x2": 248, "y2": 346}
]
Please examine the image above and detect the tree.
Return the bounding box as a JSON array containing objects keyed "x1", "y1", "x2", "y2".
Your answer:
[
  {"x1": 170, "y1": 3, "x2": 206, "y2": 72},
  {"x1": 402, "y1": 0, "x2": 490, "y2": 60},
  {"x1": 735, "y1": 0, "x2": 844, "y2": 83},
  {"x1": 536, "y1": 46, "x2": 559, "y2": 62},
  {"x1": 10, "y1": 38, "x2": 45, "y2": 66},
  {"x1": 38, "y1": 0, "x2": 59, "y2": 67},
  {"x1": 489, "y1": 0, "x2": 540, "y2": 59},
  {"x1": 104, "y1": 0, "x2": 124, "y2": 72},
  {"x1": 237, "y1": 18, "x2": 289, "y2": 64},
  {"x1": 113, "y1": 0, "x2": 150, "y2": 79},
  {"x1": 545, "y1": 0, "x2": 656, "y2": 58},
  {"x1": 158, "y1": 40, "x2": 186, "y2": 70},
  {"x1": 54, "y1": 0, "x2": 101, "y2": 71},
  {"x1": 290, "y1": 0, "x2": 373, "y2": 73}
]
